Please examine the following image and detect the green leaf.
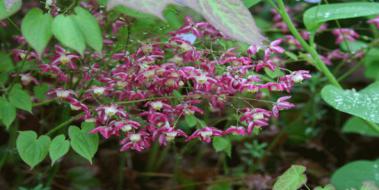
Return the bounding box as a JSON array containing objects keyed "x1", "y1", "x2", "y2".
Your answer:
[
  {"x1": 0, "y1": 97, "x2": 16, "y2": 129},
  {"x1": 72, "y1": 7, "x2": 103, "y2": 52},
  {"x1": 108, "y1": 0, "x2": 265, "y2": 46},
  {"x1": 69, "y1": 123, "x2": 98, "y2": 164},
  {"x1": 331, "y1": 160, "x2": 379, "y2": 190},
  {"x1": 212, "y1": 137, "x2": 231, "y2": 157},
  {"x1": 52, "y1": 15, "x2": 85, "y2": 55},
  {"x1": 8, "y1": 84, "x2": 32, "y2": 112},
  {"x1": 364, "y1": 48, "x2": 379, "y2": 80},
  {"x1": 360, "y1": 182, "x2": 379, "y2": 190},
  {"x1": 340, "y1": 41, "x2": 367, "y2": 53},
  {"x1": 33, "y1": 83, "x2": 49, "y2": 100},
  {"x1": 243, "y1": 0, "x2": 261, "y2": 8},
  {"x1": 163, "y1": 6, "x2": 183, "y2": 29},
  {"x1": 16, "y1": 131, "x2": 51, "y2": 168},
  {"x1": 273, "y1": 165, "x2": 307, "y2": 190},
  {"x1": 185, "y1": 114, "x2": 197, "y2": 127},
  {"x1": 0, "y1": 0, "x2": 22, "y2": 20},
  {"x1": 0, "y1": 52, "x2": 14, "y2": 73},
  {"x1": 49, "y1": 135, "x2": 70, "y2": 165},
  {"x1": 321, "y1": 82, "x2": 379, "y2": 123},
  {"x1": 314, "y1": 184, "x2": 336, "y2": 190},
  {"x1": 321, "y1": 82, "x2": 379, "y2": 124},
  {"x1": 303, "y1": 3, "x2": 379, "y2": 33},
  {"x1": 21, "y1": 8, "x2": 53, "y2": 55},
  {"x1": 342, "y1": 117, "x2": 379, "y2": 137}
]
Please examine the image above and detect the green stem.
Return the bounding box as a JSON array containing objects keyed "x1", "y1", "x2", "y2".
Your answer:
[
  {"x1": 275, "y1": 0, "x2": 342, "y2": 88},
  {"x1": 46, "y1": 114, "x2": 82, "y2": 136}
]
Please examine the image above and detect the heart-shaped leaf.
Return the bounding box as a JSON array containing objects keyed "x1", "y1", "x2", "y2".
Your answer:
[
  {"x1": 52, "y1": 15, "x2": 86, "y2": 55},
  {"x1": 273, "y1": 165, "x2": 307, "y2": 190},
  {"x1": 21, "y1": 8, "x2": 53, "y2": 55},
  {"x1": 0, "y1": 0, "x2": 22, "y2": 20},
  {"x1": 303, "y1": 3, "x2": 379, "y2": 33},
  {"x1": 107, "y1": 0, "x2": 265, "y2": 46},
  {"x1": 8, "y1": 84, "x2": 32, "y2": 113},
  {"x1": 342, "y1": 117, "x2": 379, "y2": 137},
  {"x1": 69, "y1": 122, "x2": 99, "y2": 164},
  {"x1": 49, "y1": 135, "x2": 70, "y2": 165},
  {"x1": 16, "y1": 131, "x2": 51, "y2": 168},
  {"x1": 72, "y1": 7, "x2": 103, "y2": 52},
  {"x1": 212, "y1": 137, "x2": 231, "y2": 157},
  {"x1": 321, "y1": 82, "x2": 379, "y2": 124},
  {"x1": 0, "y1": 97, "x2": 16, "y2": 129},
  {"x1": 331, "y1": 160, "x2": 379, "y2": 190}
]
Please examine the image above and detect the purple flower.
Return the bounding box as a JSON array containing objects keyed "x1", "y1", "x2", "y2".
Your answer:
[
  {"x1": 272, "y1": 96, "x2": 295, "y2": 118},
  {"x1": 187, "y1": 127, "x2": 223, "y2": 143}
]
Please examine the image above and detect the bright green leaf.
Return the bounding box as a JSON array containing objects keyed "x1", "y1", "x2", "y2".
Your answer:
[
  {"x1": 16, "y1": 131, "x2": 51, "y2": 168},
  {"x1": 0, "y1": 97, "x2": 16, "y2": 129},
  {"x1": 52, "y1": 15, "x2": 85, "y2": 55},
  {"x1": 8, "y1": 84, "x2": 32, "y2": 112},
  {"x1": 321, "y1": 82, "x2": 379, "y2": 124},
  {"x1": 49, "y1": 135, "x2": 70, "y2": 165},
  {"x1": 185, "y1": 114, "x2": 197, "y2": 128},
  {"x1": 273, "y1": 165, "x2": 307, "y2": 190},
  {"x1": 21, "y1": 8, "x2": 53, "y2": 55},
  {"x1": 212, "y1": 137, "x2": 231, "y2": 157},
  {"x1": 72, "y1": 7, "x2": 103, "y2": 52},
  {"x1": 0, "y1": 0, "x2": 22, "y2": 20},
  {"x1": 69, "y1": 123, "x2": 98, "y2": 164},
  {"x1": 331, "y1": 160, "x2": 379, "y2": 189},
  {"x1": 340, "y1": 41, "x2": 367, "y2": 53},
  {"x1": 342, "y1": 117, "x2": 379, "y2": 137}
]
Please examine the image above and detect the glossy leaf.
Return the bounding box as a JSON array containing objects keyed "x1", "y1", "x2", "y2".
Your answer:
[
  {"x1": 16, "y1": 131, "x2": 51, "y2": 168},
  {"x1": 21, "y1": 8, "x2": 53, "y2": 55},
  {"x1": 331, "y1": 160, "x2": 379, "y2": 189},
  {"x1": 304, "y1": 3, "x2": 379, "y2": 33},
  {"x1": 8, "y1": 84, "x2": 32, "y2": 112},
  {"x1": 321, "y1": 82, "x2": 379, "y2": 124},
  {"x1": 49, "y1": 135, "x2": 70, "y2": 165},
  {"x1": 0, "y1": 0, "x2": 22, "y2": 20},
  {"x1": 52, "y1": 15, "x2": 86, "y2": 55},
  {"x1": 72, "y1": 7, "x2": 103, "y2": 52},
  {"x1": 0, "y1": 97, "x2": 16, "y2": 129},
  {"x1": 342, "y1": 117, "x2": 379, "y2": 137},
  {"x1": 69, "y1": 123, "x2": 98, "y2": 164},
  {"x1": 273, "y1": 165, "x2": 307, "y2": 190}
]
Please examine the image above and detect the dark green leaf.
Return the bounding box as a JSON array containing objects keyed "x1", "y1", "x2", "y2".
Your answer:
[
  {"x1": 304, "y1": 3, "x2": 379, "y2": 33},
  {"x1": 331, "y1": 160, "x2": 379, "y2": 189}
]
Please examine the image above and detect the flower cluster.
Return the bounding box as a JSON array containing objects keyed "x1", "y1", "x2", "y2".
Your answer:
[{"x1": 13, "y1": 5, "x2": 312, "y2": 151}]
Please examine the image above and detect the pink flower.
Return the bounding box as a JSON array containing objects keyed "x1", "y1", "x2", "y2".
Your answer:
[
  {"x1": 368, "y1": 16, "x2": 379, "y2": 29},
  {"x1": 50, "y1": 45, "x2": 80, "y2": 69},
  {"x1": 223, "y1": 126, "x2": 246, "y2": 136},
  {"x1": 332, "y1": 28, "x2": 359, "y2": 44},
  {"x1": 96, "y1": 104, "x2": 127, "y2": 123},
  {"x1": 272, "y1": 96, "x2": 295, "y2": 118},
  {"x1": 153, "y1": 127, "x2": 187, "y2": 146},
  {"x1": 240, "y1": 108, "x2": 272, "y2": 134},
  {"x1": 120, "y1": 131, "x2": 151, "y2": 152},
  {"x1": 187, "y1": 127, "x2": 223, "y2": 143}
]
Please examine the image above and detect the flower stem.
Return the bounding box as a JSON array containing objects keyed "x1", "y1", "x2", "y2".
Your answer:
[
  {"x1": 46, "y1": 114, "x2": 82, "y2": 136},
  {"x1": 275, "y1": 0, "x2": 342, "y2": 88}
]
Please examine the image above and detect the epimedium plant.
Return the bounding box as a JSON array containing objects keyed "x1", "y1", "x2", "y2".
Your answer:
[{"x1": 1, "y1": 0, "x2": 379, "y2": 189}]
